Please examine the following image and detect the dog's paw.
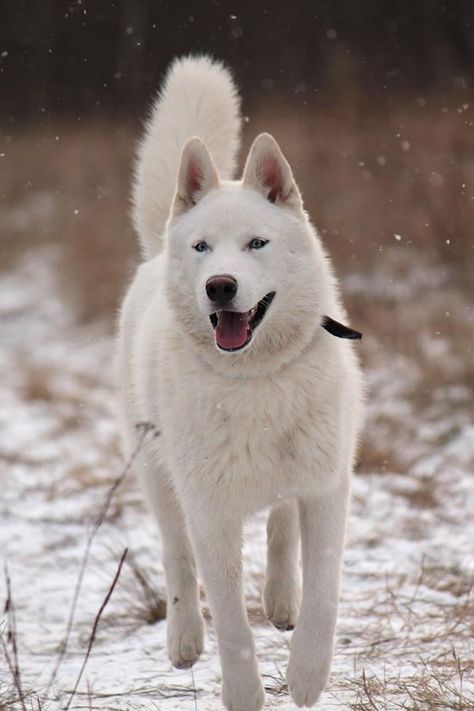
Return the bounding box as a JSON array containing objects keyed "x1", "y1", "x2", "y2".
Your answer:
[
  {"x1": 263, "y1": 574, "x2": 301, "y2": 631},
  {"x1": 286, "y1": 644, "x2": 332, "y2": 707},
  {"x1": 222, "y1": 672, "x2": 264, "y2": 711},
  {"x1": 167, "y1": 607, "x2": 204, "y2": 669}
]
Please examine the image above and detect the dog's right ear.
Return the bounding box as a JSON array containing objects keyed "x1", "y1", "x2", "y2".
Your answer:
[
  {"x1": 171, "y1": 137, "x2": 220, "y2": 217},
  {"x1": 242, "y1": 133, "x2": 303, "y2": 214}
]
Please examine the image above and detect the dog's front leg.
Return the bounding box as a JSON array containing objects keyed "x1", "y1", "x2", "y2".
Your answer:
[
  {"x1": 264, "y1": 500, "x2": 301, "y2": 631},
  {"x1": 188, "y1": 512, "x2": 265, "y2": 711},
  {"x1": 287, "y1": 473, "x2": 350, "y2": 707}
]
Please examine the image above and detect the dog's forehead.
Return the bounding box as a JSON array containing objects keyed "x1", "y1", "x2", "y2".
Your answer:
[{"x1": 192, "y1": 183, "x2": 284, "y2": 238}]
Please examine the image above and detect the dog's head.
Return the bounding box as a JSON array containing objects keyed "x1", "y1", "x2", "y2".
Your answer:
[{"x1": 165, "y1": 133, "x2": 335, "y2": 374}]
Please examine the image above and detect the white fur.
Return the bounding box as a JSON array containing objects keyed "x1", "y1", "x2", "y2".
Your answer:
[
  {"x1": 118, "y1": 55, "x2": 364, "y2": 710},
  {"x1": 133, "y1": 55, "x2": 241, "y2": 258}
]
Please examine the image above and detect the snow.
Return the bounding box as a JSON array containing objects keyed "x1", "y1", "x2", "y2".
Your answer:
[{"x1": 1, "y1": 247, "x2": 473, "y2": 709}]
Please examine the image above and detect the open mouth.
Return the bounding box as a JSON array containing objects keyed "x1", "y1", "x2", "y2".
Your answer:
[{"x1": 209, "y1": 292, "x2": 275, "y2": 352}]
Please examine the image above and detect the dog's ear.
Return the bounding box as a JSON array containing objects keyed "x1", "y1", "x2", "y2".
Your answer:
[
  {"x1": 172, "y1": 137, "x2": 220, "y2": 217},
  {"x1": 242, "y1": 133, "x2": 303, "y2": 213}
]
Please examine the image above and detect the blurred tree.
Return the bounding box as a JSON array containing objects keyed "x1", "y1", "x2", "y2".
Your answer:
[{"x1": 0, "y1": 0, "x2": 472, "y2": 123}]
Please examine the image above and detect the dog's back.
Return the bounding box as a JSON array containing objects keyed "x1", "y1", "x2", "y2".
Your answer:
[{"x1": 133, "y1": 56, "x2": 242, "y2": 259}]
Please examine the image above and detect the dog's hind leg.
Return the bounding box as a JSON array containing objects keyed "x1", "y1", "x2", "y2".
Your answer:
[
  {"x1": 139, "y1": 461, "x2": 204, "y2": 669},
  {"x1": 264, "y1": 500, "x2": 301, "y2": 631}
]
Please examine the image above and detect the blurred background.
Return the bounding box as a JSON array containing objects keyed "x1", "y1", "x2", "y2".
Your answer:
[{"x1": 1, "y1": 0, "x2": 473, "y2": 470}]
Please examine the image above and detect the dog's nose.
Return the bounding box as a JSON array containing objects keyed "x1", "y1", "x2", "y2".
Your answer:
[{"x1": 205, "y1": 274, "x2": 238, "y2": 306}]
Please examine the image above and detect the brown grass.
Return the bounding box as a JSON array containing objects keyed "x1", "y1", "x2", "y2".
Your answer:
[
  {"x1": 0, "y1": 684, "x2": 21, "y2": 711},
  {"x1": 357, "y1": 423, "x2": 409, "y2": 475},
  {"x1": 0, "y1": 121, "x2": 138, "y2": 323},
  {"x1": 345, "y1": 657, "x2": 474, "y2": 711},
  {"x1": 20, "y1": 368, "x2": 56, "y2": 402},
  {"x1": 1, "y1": 95, "x2": 472, "y2": 316},
  {"x1": 250, "y1": 97, "x2": 473, "y2": 274},
  {"x1": 109, "y1": 552, "x2": 167, "y2": 630},
  {"x1": 334, "y1": 558, "x2": 474, "y2": 710},
  {"x1": 396, "y1": 477, "x2": 439, "y2": 509}
]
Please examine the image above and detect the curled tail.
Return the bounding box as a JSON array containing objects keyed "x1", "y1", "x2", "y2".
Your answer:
[{"x1": 132, "y1": 55, "x2": 242, "y2": 259}]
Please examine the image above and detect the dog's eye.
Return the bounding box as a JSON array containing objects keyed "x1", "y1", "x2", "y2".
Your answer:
[
  {"x1": 248, "y1": 238, "x2": 268, "y2": 250},
  {"x1": 193, "y1": 240, "x2": 209, "y2": 253}
]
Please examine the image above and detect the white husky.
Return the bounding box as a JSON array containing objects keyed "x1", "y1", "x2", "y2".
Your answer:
[{"x1": 118, "y1": 56, "x2": 364, "y2": 710}]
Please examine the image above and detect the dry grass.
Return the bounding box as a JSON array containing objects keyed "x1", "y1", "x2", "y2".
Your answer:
[
  {"x1": 345, "y1": 658, "x2": 473, "y2": 711},
  {"x1": 0, "y1": 424, "x2": 159, "y2": 710},
  {"x1": 0, "y1": 684, "x2": 26, "y2": 711},
  {"x1": 333, "y1": 558, "x2": 474, "y2": 710},
  {"x1": 395, "y1": 477, "x2": 439, "y2": 509},
  {"x1": 0, "y1": 684, "x2": 42, "y2": 711},
  {"x1": 109, "y1": 551, "x2": 167, "y2": 630},
  {"x1": 1, "y1": 94, "x2": 472, "y2": 316},
  {"x1": 0, "y1": 122, "x2": 138, "y2": 323},
  {"x1": 247, "y1": 98, "x2": 474, "y2": 281},
  {"x1": 20, "y1": 368, "x2": 56, "y2": 403},
  {"x1": 357, "y1": 421, "x2": 409, "y2": 475}
]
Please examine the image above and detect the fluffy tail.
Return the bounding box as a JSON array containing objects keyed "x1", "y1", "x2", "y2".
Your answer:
[{"x1": 132, "y1": 55, "x2": 241, "y2": 259}]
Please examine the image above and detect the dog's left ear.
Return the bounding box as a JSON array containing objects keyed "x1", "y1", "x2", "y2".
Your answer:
[{"x1": 242, "y1": 133, "x2": 303, "y2": 213}]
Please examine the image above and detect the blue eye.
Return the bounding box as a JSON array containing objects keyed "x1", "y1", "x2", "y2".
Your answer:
[
  {"x1": 248, "y1": 238, "x2": 269, "y2": 250},
  {"x1": 193, "y1": 240, "x2": 209, "y2": 253}
]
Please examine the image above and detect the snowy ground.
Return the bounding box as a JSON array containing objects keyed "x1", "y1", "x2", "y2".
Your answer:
[{"x1": 1, "y1": 246, "x2": 473, "y2": 710}]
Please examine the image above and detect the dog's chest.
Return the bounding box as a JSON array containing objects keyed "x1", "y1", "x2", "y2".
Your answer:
[
  {"x1": 161, "y1": 362, "x2": 340, "y2": 502},
  {"x1": 205, "y1": 377, "x2": 304, "y2": 459}
]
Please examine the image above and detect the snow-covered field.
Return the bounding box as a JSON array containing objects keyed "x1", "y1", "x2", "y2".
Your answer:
[{"x1": 1, "y1": 239, "x2": 473, "y2": 710}]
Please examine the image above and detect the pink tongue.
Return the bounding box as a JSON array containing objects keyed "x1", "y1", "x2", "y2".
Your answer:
[{"x1": 216, "y1": 311, "x2": 250, "y2": 350}]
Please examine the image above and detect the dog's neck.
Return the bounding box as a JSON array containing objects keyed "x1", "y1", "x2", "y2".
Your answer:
[{"x1": 182, "y1": 319, "x2": 336, "y2": 381}]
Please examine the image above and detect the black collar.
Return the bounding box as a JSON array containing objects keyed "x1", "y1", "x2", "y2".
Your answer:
[{"x1": 322, "y1": 316, "x2": 362, "y2": 340}]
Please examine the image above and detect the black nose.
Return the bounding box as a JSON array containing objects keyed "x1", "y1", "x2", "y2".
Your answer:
[{"x1": 205, "y1": 274, "x2": 238, "y2": 306}]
